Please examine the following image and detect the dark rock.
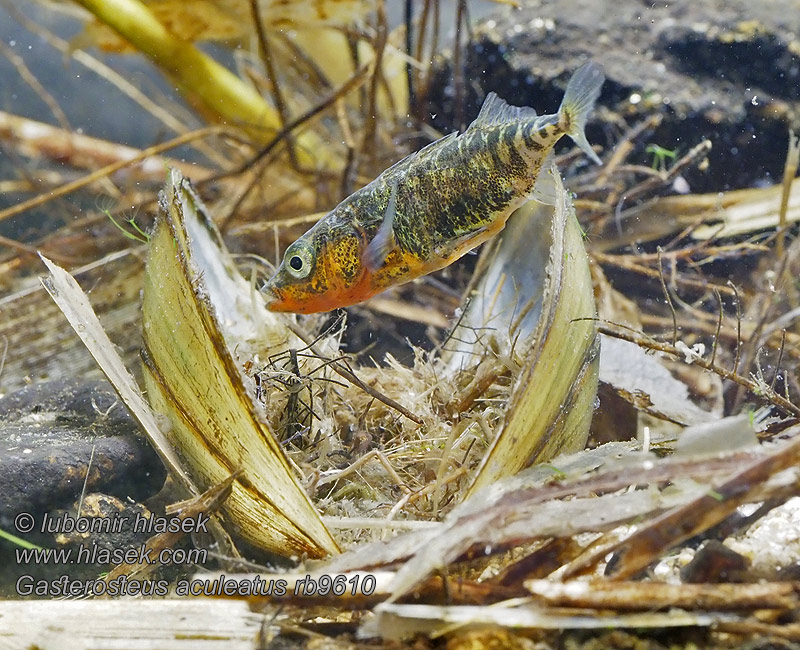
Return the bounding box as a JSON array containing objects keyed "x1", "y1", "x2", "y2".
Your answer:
[
  {"x1": 424, "y1": 0, "x2": 800, "y2": 192},
  {"x1": 1, "y1": 377, "x2": 132, "y2": 423},
  {"x1": 680, "y1": 539, "x2": 750, "y2": 583},
  {"x1": 776, "y1": 562, "x2": 800, "y2": 580},
  {"x1": 49, "y1": 493, "x2": 151, "y2": 551},
  {"x1": 0, "y1": 379, "x2": 165, "y2": 525}
]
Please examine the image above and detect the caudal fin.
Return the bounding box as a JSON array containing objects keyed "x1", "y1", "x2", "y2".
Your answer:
[{"x1": 558, "y1": 62, "x2": 605, "y2": 165}]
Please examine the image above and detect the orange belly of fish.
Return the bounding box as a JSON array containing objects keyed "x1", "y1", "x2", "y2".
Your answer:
[
  {"x1": 271, "y1": 272, "x2": 380, "y2": 314},
  {"x1": 273, "y1": 219, "x2": 509, "y2": 313}
]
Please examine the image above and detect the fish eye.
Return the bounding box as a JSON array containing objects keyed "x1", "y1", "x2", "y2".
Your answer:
[{"x1": 284, "y1": 244, "x2": 313, "y2": 279}]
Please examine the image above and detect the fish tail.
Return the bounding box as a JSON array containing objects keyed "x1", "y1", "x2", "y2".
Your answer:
[{"x1": 558, "y1": 62, "x2": 605, "y2": 164}]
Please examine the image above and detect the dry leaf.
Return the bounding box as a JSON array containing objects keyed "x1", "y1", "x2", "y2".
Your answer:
[{"x1": 599, "y1": 335, "x2": 716, "y2": 425}]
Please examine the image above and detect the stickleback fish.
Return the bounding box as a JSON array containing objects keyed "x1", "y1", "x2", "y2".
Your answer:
[{"x1": 263, "y1": 62, "x2": 604, "y2": 314}]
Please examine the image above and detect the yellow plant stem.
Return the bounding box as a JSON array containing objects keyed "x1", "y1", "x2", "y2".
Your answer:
[{"x1": 73, "y1": 0, "x2": 334, "y2": 169}]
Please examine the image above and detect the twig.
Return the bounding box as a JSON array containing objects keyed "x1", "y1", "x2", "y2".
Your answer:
[
  {"x1": 778, "y1": 130, "x2": 800, "y2": 260},
  {"x1": 415, "y1": 0, "x2": 440, "y2": 110},
  {"x1": 431, "y1": 0, "x2": 440, "y2": 72},
  {"x1": 640, "y1": 275, "x2": 800, "y2": 354},
  {"x1": 731, "y1": 227, "x2": 798, "y2": 411},
  {"x1": 595, "y1": 323, "x2": 800, "y2": 418},
  {"x1": 0, "y1": 39, "x2": 70, "y2": 132},
  {"x1": 729, "y1": 280, "x2": 742, "y2": 373},
  {"x1": 323, "y1": 516, "x2": 438, "y2": 531},
  {"x1": 770, "y1": 330, "x2": 786, "y2": 392},
  {"x1": 218, "y1": 63, "x2": 370, "y2": 182},
  {"x1": 248, "y1": 0, "x2": 298, "y2": 168},
  {"x1": 218, "y1": 149, "x2": 278, "y2": 233},
  {"x1": 405, "y1": 0, "x2": 416, "y2": 109},
  {"x1": 284, "y1": 320, "x2": 423, "y2": 424},
  {"x1": 638, "y1": 313, "x2": 800, "y2": 361},
  {"x1": 626, "y1": 140, "x2": 713, "y2": 204},
  {"x1": 360, "y1": 0, "x2": 389, "y2": 172},
  {"x1": 657, "y1": 247, "x2": 677, "y2": 346},
  {"x1": 414, "y1": 0, "x2": 432, "y2": 82},
  {"x1": 710, "y1": 288, "x2": 722, "y2": 367},
  {"x1": 336, "y1": 97, "x2": 358, "y2": 197},
  {"x1": 598, "y1": 241, "x2": 767, "y2": 265},
  {"x1": 0, "y1": 125, "x2": 227, "y2": 225},
  {"x1": 717, "y1": 621, "x2": 800, "y2": 642},
  {"x1": 453, "y1": 0, "x2": 467, "y2": 131},
  {"x1": 593, "y1": 250, "x2": 736, "y2": 296},
  {"x1": 527, "y1": 579, "x2": 800, "y2": 611},
  {"x1": 0, "y1": 335, "x2": 7, "y2": 381}
]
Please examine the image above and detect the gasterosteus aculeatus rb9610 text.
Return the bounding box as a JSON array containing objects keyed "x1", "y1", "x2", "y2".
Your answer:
[{"x1": 262, "y1": 62, "x2": 605, "y2": 313}]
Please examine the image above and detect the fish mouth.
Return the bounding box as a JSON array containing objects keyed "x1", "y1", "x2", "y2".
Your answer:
[{"x1": 260, "y1": 282, "x2": 280, "y2": 310}]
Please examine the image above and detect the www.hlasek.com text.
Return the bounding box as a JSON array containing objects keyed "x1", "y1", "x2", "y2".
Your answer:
[{"x1": 15, "y1": 542, "x2": 207, "y2": 567}]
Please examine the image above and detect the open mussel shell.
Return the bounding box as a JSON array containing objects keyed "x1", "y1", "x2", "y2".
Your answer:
[
  {"x1": 446, "y1": 167, "x2": 599, "y2": 495},
  {"x1": 139, "y1": 164, "x2": 597, "y2": 557},
  {"x1": 141, "y1": 169, "x2": 338, "y2": 559}
]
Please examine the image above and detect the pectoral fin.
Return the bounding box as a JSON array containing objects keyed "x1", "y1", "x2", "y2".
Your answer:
[{"x1": 364, "y1": 180, "x2": 399, "y2": 272}]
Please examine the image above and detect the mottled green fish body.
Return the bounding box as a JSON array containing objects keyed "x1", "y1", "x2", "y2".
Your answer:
[{"x1": 264, "y1": 62, "x2": 605, "y2": 313}]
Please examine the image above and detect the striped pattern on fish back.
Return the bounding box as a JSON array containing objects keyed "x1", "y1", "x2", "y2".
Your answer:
[{"x1": 349, "y1": 119, "x2": 562, "y2": 265}]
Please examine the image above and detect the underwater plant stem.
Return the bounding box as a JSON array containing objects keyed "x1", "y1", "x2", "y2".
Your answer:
[
  {"x1": 778, "y1": 130, "x2": 800, "y2": 260},
  {"x1": 593, "y1": 251, "x2": 736, "y2": 296},
  {"x1": 453, "y1": 0, "x2": 466, "y2": 131},
  {"x1": 0, "y1": 39, "x2": 70, "y2": 132},
  {"x1": 248, "y1": 0, "x2": 298, "y2": 168},
  {"x1": 0, "y1": 527, "x2": 43, "y2": 551},
  {"x1": 360, "y1": 0, "x2": 389, "y2": 171},
  {"x1": 405, "y1": 0, "x2": 416, "y2": 109},
  {"x1": 0, "y1": 232, "x2": 76, "y2": 264},
  {"x1": 657, "y1": 247, "x2": 677, "y2": 346},
  {"x1": 0, "y1": 125, "x2": 226, "y2": 226},
  {"x1": 72, "y1": 0, "x2": 331, "y2": 168}
]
